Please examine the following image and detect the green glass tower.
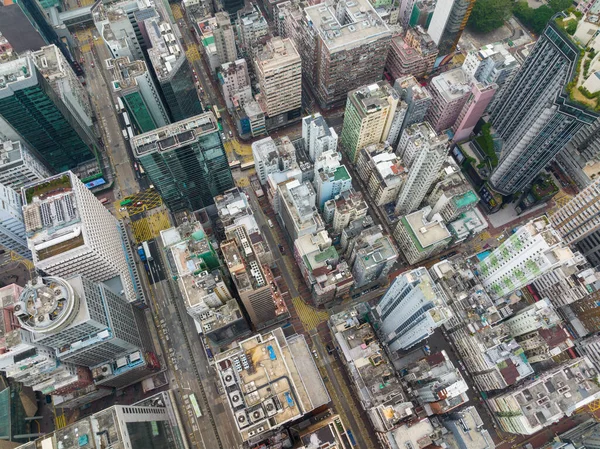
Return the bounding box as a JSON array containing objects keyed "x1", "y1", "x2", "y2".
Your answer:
[
  {"x1": 132, "y1": 113, "x2": 234, "y2": 212},
  {"x1": 0, "y1": 56, "x2": 97, "y2": 172}
]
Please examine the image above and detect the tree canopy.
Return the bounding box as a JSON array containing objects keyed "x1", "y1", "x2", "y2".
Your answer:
[{"x1": 468, "y1": 0, "x2": 513, "y2": 33}]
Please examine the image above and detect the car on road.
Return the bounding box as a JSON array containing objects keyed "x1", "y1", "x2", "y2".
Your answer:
[
  {"x1": 135, "y1": 201, "x2": 143, "y2": 206},
  {"x1": 278, "y1": 244, "x2": 285, "y2": 254},
  {"x1": 312, "y1": 349, "x2": 318, "y2": 359},
  {"x1": 268, "y1": 219, "x2": 274, "y2": 228},
  {"x1": 229, "y1": 130, "x2": 233, "y2": 137}
]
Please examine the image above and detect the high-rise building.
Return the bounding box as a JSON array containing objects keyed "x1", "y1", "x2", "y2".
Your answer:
[
  {"x1": 236, "y1": 3, "x2": 269, "y2": 54},
  {"x1": 425, "y1": 68, "x2": 471, "y2": 133},
  {"x1": 325, "y1": 189, "x2": 369, "y2": 234},
  {"x1": 386, "y1": 27, "x2": 438, "y2": 80},
  {"x1": 375, "y1": 267, "x2": 451, "y2": 352},
  {"x1": 0, "y1": 181, "x2": 29, "y2": 258},
  {"x1": 488, "y1": 357, "x2": 600, "y2": 435},
  {"x1": 348, "y1": 226, "x2": 398, "y2": 288},
  {"x1": 356, "y1": 143, "x2": 407, "y2": 207},
  {"x1": 0, "y1": 55, "x2": 97, "y2": 172},
  {"x1": 394, "y1": 207, "x2": 452, "y2": 264},
  {"x1": 427, "y1": 0, "x2": 475, "y2": 55},
  {"x1": 567, "y1": 291, "x2": 600, "y2": 336},
  {"x1": 132, "y1": 113, "x2": 233, "y2": 212},
  {"x1": 452, "y1": 81, "x2": 497, "y2": 142},
  {"x1": 145, "y1": 17, "x2": 203, "y2": 122},
  {"x1": 462, "y1": 43, "x2": 519, "y2": 87},
  {"x1": 252, "y1": 135, "x2": 297, "y2": 184},
  {"x1": 254, "y1": 37, "x2": 302, "y2": 125},
  {"x1": 278, "y1": 180, "x2": 324, "y2": 241},
  {"x1": 217, "y1": 59, "x2": 252, "y2": 111},
  {"x1": 477, "y1": 216, "x2": 575, "y2": 300},
  {"x1": 302, "y1": 113, "x2": 338, "y2": 162},
  {"x1": 289, "y1": 0, "x2": 392, "y2": 109},
  {"x1": 395, "y1": 122, "x2": 449, "y2": 215},
  {"x1": 394, "y1": 75, "x2": 432, "y2": 132},
  {"x1": 340, "y1": 81, "x2": 400, "y2": 163},
  {"x1": 106, "y1": 56, "x2": 169, "y2": 133},
  {"x1": 15, "y1": 398, "x2": 186, "y2": 449},
  {"x1": 489, "y1": 18, "x2": 599, "y2": 195},
  {"x1": 550, "y1": 178, "x2": 600, "y2": 246},
  {"x1": 22, "y1": 172, "x2": 139, "y2": 304},
  {"x1": 0, "y1": 139, "x2": 51, "y2": 190},
  {"x1": 214, "y1": 12, "x2": 238, "y2": 65},
  {"x1": 313, "y1": 150, "x2": 352, "y2": 209},
  {"x1": 557, "y1": 118, "x2": 600, "y2": 189}
]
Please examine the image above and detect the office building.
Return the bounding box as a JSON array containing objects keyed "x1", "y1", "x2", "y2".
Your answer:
[
  {"x1": 254, "y1": 37, "x2": 302, "y2": 126},
  {"x1": 427, "y1": 160, "x2": 479, "y2": 222},
  {"x1": 291, "y1": 0, "x2": 392, "y2": 109},
  {"x1": 427, "y1": 0, "x2": 475, "y2": 55},
  {"x1": 375, "y1": 267, "x2": 451, "y2": 352},
  {"x1": 395, "y1": 122, "x2": 449, "y2": 215},
  {"x1": 31, "y1": 45, "x2": 93, "y2": 130},
  {"x1": 215, "y1": 328, "x2": 328, "y2": 442},
  {"x1": 394, "y1": 75, "x2": 432, "y2": 133},
  {"x1": 132, "y1": 113, "x2": 233, "y2": 212},
  {"x1": 425, "y1": 68, "x2": 471, "y2": 133},
  {"x1": 386, "y1": 26, "x2": 438, "y2": 80},
  {"x1": 402, "y1": 350, "x2": 469, "y2": 415},
  {"x1": 93, "y1": 2, "x2": 148, "y2": 61},
  {"x1": 278, "y1": 180, "x2": 324, "y2": 241},
  {"x1": 0, "y1": 181, "x2": 29, "y2": 258},
  {"x1": 107, "y1": 56, "x2": 168, "y2": 133},
  {"x1": 218, "y1": 59, "x2": 252, "y2": 111},
  {"x1": 356, "y1": 143, "x2": 406, "y2": 206},
  {"x1": 394, "y1": 207, "x2": 452, "y2": 264},
  {"x1": 347, "y1": 226, "x2": 398, "y2": 288},
  {"x1": 146, "y1": 17, "x2": 202, "y2": 122},
  {"x1": 221, "y1": 224, "x2": 289, "y2": 329},
  {"x1": 15, "y1": 398, "x2": 186, "y2": 449},
  {"x1": 462, "y1": 43, "x2": 519, "y2": 87},
  {"x1": 341, "y1": 81, "x2": 400, "y2": 163},
  {"x1": 326, "y1": 190, "x2": 369, "y2": 234},
  {"x1": 452, "y1": 81, "x2": 497, "y2": 142},
  {"x1": 329, "y1": 304, "x2": 414, "y2": 432},
  {"x1": 236, "y1": 3, "x2": 269, "y2": 53},
  {"x1": 160, "y1": 221, "x2": 251, "y2": 346},
  {"x1": 313, "y1": 150, "x2": 352, "y2": 209},
  {"x1": 302, "y1": 113, "x2": 338, "y2": 162},
  {"x1": 489, "y1": 18, "x2": 599, "y2": 195},
  {"x1": 252, "y1": 136, "x2": 297, "y2": 184},
  {"x1": 477, "y1": 216, "x2": 575, "y2": 300},
  {"x1": 0, "y1": 139, "x2": 51, "y2": 190},
  {"x1": 22, "y1": 172, "x2": 139, "y2": 303},
  {"x1": 551, "y1": 178, "x2": 600, "y2": 246},
  {"x1": 488, "y1": 357, "x2": 600, "y2": 435},
  {"x1": 214, "y1": 12, "x2": 238, "y2": 65},
  {"x1": 0, "y1": 55, "x2": 97, "y2": 172}
]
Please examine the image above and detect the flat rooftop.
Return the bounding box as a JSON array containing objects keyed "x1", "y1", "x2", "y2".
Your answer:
[
  {"x1": 389, "y1": 419, "x2": 434, "y2": 449},
  {"x1": 145, "y1": 17, "x2": 184, "y2": 80},
  {"x1": 256, "y1": 37, "x2": 300, "y2": 72},
  {"x1": 443, "y1": 406, "x2": 495, "y2": 449},
  {"x1": 132, "y1": 113, "x2": 218, "y2": 156},
  {"x1": 106, "y1": 56, "x2": 148, "y2": 92},
  {"x1": 215, "y1": 328, "x2": 328, "y2": 442},
  {"x1": 350, "y1": 80, "x2": 398, "y2": 115},
  {"x1": 394, "y1": 75, "x2": 431, "y2": 101},
  {"x1": 430, "y1": 67, "x2": 470, "y2": 102},
  {"x1": 0, "y1": 140, "x2": 24, "y2": 166},
  {"x1": 403, "y1": 209, "x2": 451, "y2": 250},
  {"x1": 304, "y1": 0, "x2": 391, "y2": 51},
  {"x1": 0, "y1": 56, "x2": 36, "y2": 96}
]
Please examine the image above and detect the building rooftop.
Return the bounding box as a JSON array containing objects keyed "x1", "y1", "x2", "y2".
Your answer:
[
  {"x1": 388, "y1": 419, "x2": 435, "y2": 449},
  {"x1": 282, "y1": 180, "x2": 320, "y2": 225},
  {"x1": 145, "y1": 17, "x2": 184, "y2": 81},
  {"x1": 214, "y1": 328, "x2": 328, "y2": 442},
  {"x1": 215, "y1": 187, "x2": 255, "y2": 231},
  {"x1": 106, "y1": 56, "x2": 148, "y2": 92},
  {"x1": 403, "y1": 208, "x2": 451, "y2": 251},
  {"x1": 21, "y1": 173, "x2": 84, "y2": 262},
  {"x1": 256, "y1": 37, "x2": 300, "y2": 71},
  {"x1": 304, "y1": 0, "x2": 391, "y2": 51},
  {"x1": 442, "y1": 406, "x2": 495, "y2": 449},
  {"x1": 0, "y1": 56, "x2": 35, "y2": 95},
  {"x1": 0, "y1": 140, "x2": 25, "y2": 166},
  {"x1": 403, "y1": 121, "x2": 447, "y2": 148},
  {"x1": 354, "y1": 230, "x2": 397, "y2": 270},
  {"x1": 394, "y1": 75, "x2": 432, "y2": 102},
  {"x1": 350, "y1": 80, "x2": 398, "y2": 115},
  {"x1": 132, "y1": 113, "x2": 218, "y2": 156},
  {"x1": 430, "y1": 68, "x2": 470, "y2": 102},
  {"x1": 334, "y1": 190, "x2": 368, "y2": 216},
  {"x1": 372, "y1": 152, "x2": 406, "y2": 187}
]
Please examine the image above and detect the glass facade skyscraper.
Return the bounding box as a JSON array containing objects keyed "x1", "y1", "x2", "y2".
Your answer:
[
  {"x1": 132, "y1": 113, "x2": 234, "y2": 212},
  {"x1": 0, "y1": 56, "x2": 97, "y2": 172}
]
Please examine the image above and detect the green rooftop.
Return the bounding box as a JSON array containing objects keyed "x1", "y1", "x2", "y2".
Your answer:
[
  {"x1": 453, "y1": 190, "x2": 479, "y2": 209},
  {"x1": 202, "y1": 36, "x2": 215, "y2": 47},
  {"x1": 333, "y1": 165, "x2": 351, "y2": 181}
]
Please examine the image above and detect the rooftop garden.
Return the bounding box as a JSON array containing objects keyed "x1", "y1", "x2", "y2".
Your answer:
[
  {"x1": 474, "y1": 123, "x2": 498, "y2": 169},
  {"x1": 24, "y1": 174, "x2": 71, "y2": 204}
]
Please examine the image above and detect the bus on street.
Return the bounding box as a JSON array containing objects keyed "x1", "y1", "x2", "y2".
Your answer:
[
  {"x1": 189, "y1": 394, "x2": 202, "y2": 418},
  {"x1": 212, "y1": 105, "x2": 221, "y2": 120}
]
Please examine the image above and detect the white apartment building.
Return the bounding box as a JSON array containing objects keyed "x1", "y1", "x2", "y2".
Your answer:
[
  {"x1": 477, "y1": 216, "x2": 575, "y2": 299},
  {"x1": 237, "y1": 3, "x2": 269, "y2": 52},
  {"x1": 0, "y1": 181, "x2": 29, "y2": 258},
  {"x1": 252, "y1": 136, "x2": 297, "y2": 184},
  {"x1": 93, "y1": 2, "x2": 147, "y2": 61},
  {"x1": 504, "y1": 298, "x2": 562, "y2": 337},
  {"x1": 254, "y1": 37, "x2": 302, "y2": 118},
  {"x1": 214, "y1": 12, "x2": 238, "y2": 65},
  {"x1": 349, "y1": 227, "x2": 398, "y2": 288},
  {"x1": 0, "y1": 139, "x2": 51, "y2": 190},
  {"x1": 462, "y1": 42, "x2": 519, "y2": 86},
  {"x1": 302, "y1": 113, "x2": 338, "y2": 162},
  {"x1": 395, "y1": 122, "x2": 449, "y2": 215},
  {"x1": 326, "y1": 190, "x2": 368, "y2": 234},
  {"x1": 278, "y1": 180, "x2": 324, "y2": 241},
  {"x1": 218, "y1": 59, "x2": 252, "y2": 110},
  {"x1": 375, "y1": 267, "x2": 451, "y2": 352},
  {"x1": 313, "y1": 150, "x2": 352, "y2": 209},
  {"x1": 22, "y1": 172, "x2": 139, "y2": 303}
]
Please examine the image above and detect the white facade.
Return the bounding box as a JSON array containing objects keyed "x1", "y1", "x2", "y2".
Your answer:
[
  {"x1": 218, "y1": 59, "x2": 252, "y2": 110},
  {"x1": 22, "y1": 172, "x2": 138, "y2": 303},
  {"x1": 376, "y1": 267, "x2": 451, "y2": 352},
  {"x1": 252, "y1": 136, "x2": 297, "y2": 184},
  {"x1": 427, "y1": 0, "x2": 455, "y2": 46},
  {"x1": 395, "y1": 122, "x2": 449, "y2": 215},
  {"x1": 503, "y1": 298, "x2": 561, "y2": 337},
  {"x1": 313, "y1": 150, "x2": 352, "y2": 209},
  {"x1": 302, "y1": 114, "x2": 338, "y2": 162},
  {"x1": 477, "y1": 216, "x2": 575, "y2": 299},
  {"x1": 462, "y1": 43, "x2": 519, "y2": 86},
  {"x1": 0, "y1": 180, "x2": 29, "y2": 258}
]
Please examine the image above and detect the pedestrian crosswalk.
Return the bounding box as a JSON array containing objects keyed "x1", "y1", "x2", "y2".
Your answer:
[
  {"x1": 55, "y1": 414, "x2": 67, "y2": 429},
  {"x1": 291, "y1": 296, "x2": 329, "y2": 331}
]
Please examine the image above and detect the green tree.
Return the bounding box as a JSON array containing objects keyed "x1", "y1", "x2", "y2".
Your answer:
[
  {"x1": 468, "y1": 0, "x2": 512, "y2": 33},
  {"x1": 548, "y1": 0, "x2": 572, "y2": 12}
]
